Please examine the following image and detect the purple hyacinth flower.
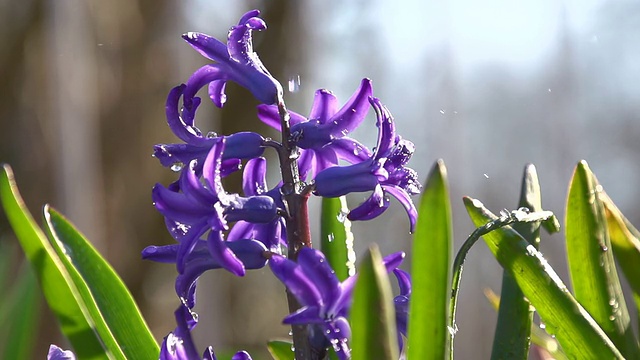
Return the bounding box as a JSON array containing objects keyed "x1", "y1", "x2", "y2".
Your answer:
[
  {"x1": 257, "y1": 79, "x2": 373, "y2": 179},
  {"x1": 314, "y1": 97, "x2": 421, "y2": 232},
  {"x1": 227, "y1": 157, "x2": 286, "y2": 251},
  {"x1": 153, "y1": 139, "x2": 279, "y2": 277},
  {"x1": 269, "y1": 247, "x2": 405, "y2": 359},
  {"x1": 181, "y1": 10, "x2": 282, "y2": 108},
  {"x1": 392, "y1": 268, "x2": 411, "y2": 352},
  {"x1": 47, "y1": 345, "x2": 75, "y2": 360},
  {"x1": 153, "y1": 84, "x2": 264, "y2": 175},
  {"x1": 143, "y1": 239, "x2": 268, "y2": 308},
  {"x1": 160, "y1": 305, "x2": 253, "y2": 360}
]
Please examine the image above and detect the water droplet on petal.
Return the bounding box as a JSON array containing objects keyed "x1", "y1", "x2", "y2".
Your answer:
[
  {"x1": 288, "y1": 75, "x2": 301, "y2": 93},
  {"x1": 171, "y1": 163, "x2": 184, "y2": 172}
]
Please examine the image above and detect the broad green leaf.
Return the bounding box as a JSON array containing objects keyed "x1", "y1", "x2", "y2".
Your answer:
[
  {"x1": 320, "y1": 196, "x2": 355, "y2": 281},
  {"x1": 45, "y1": 206, "x2": 159, "y2": 359},
  {"x1": 491, "y1": 164, "x2": 542, "y2": 360},
  {"x1": 565, "y1": 161, "x2": 638, "y2": 358},
  {"x1": 484, "y1": 288, "x2": 568, "y2": 360},
  {"x1": 0, "y1": 164, "x2": 111, "y2": 359},
  {"x1": 351, "y1": 245, "x2": 399, "y2": 360},
  {"x1": 407, "y1": 159, "x2": 451, "y2": 360},
  {"x1": 0, "y1": 261, "x2": 40, "y2": 360},
  {"x1": 267, "y1": 340, "x2": 294, "y2": 360},
  {"x1": 602, "y1": 193, "x2": 640, "y2": 330},
  {"x1": 464, "y1": 197, "x2": 623, "y2": 359}
]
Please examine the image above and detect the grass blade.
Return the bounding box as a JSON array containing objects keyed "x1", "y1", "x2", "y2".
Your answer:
[
  {"x1": 407, "y1": 160, "x2": 452, "y2": 360},
  {"x1": 565, "y1": 161, "x2": 639, "y2": 358},
  {"x1": 491, "y1": 164, "x2": 542, "y2": 359},
  {"x1": 602, "y1": 192, "x2": 640, "y2": 335},
  {"x1": 0, "y1": 262, "x2": 40, "y2": 360},
  {"x1": 267, "y1": 340, "x2": 294, "y2": 360},
  {"x1": 0, "y1": 164, "x2": 111, "y2": 359},
  {"x1": 351, "y1": 244, "x2": 399, "y2": 360},
  {"x1": 320, "y1": 196, "x2": 355, "y2": 281},
  {"x1": 464, "y1": 197, "x2": 623, "y2": 359},
  {"x1": 44, "y1": 206, "x2": 159, "y2": 359},
  {"x1": 484, "y1": 288, "x2": 568, "y2": 360}
]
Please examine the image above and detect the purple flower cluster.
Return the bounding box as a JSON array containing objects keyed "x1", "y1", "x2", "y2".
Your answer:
[{"x1": 141, "y1": 8, "x2": 421, "y2": 360}]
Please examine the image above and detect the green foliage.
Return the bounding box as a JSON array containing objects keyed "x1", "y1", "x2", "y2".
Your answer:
[
  {"x1": 267, "y1": 340, "x2": 295, "y2": 360},
  {"x1": 464, "y1": 197, "x2": 623, "y2": 359},
  {"x1": 0, "y1": 245, "x2": 40, "y2": 360},
  {"x1": 350, "y1": 245, "x2": 399, "y2": 360},
  {"x1": 0, "y1": 164, "x2": 158, "y2": 359},
  {"x1": 320, "y1": 196, "x2": 356, "y2": 281},
  {"x1": 407, "y1": 160, "x2": 452, "y2": 360},
  {"x1": 565, "y1": 161, "x2": 639, "y2": 358},
  {"x1": 491, "y1": 164, "x2": 543, "y2": 359}
]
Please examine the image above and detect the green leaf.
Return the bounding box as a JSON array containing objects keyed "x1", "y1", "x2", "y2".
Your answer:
[
  {"x1": 0, "y1": 261, "x2": 40, "y2": 360},
  {"x1": 464, "y1": 197, "x2": 623, "y2": 359},
  {"x1": 351, "y1": 244, "x2": 399, "y2": 360},
  {"x1": 320, "y1": 196, "x2": 355, "y2": 281},
  {"x1": 491, "y1": 164, "x2": 542, "y2": 359},
  {"x1": 484, "y1": 288, "x2": 568, "y2": 360},
  {"x1": 602, "y1": 192, "x2": 640, "y2": 337},
  {"x1": 407, "y1": 159, "x2": 452, "y2": 360},
  {"x1": 565, "y1": 161, "x2": 639, "y2": 358},
  {"x1": 267, "y1": 340, "x2": 294, "y2": 360},
  {"x1": 44, "y1": 206, "x2": 159, "y2": 359},
  {"x1": 0, "y1": 164, "x2": 111, "y2": 359}
]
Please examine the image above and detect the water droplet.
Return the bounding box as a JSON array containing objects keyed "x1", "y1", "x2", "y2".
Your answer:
[
  {"x1": 337, "y1": 211, "x2": 348, "y2": 223},
  {"x1": 288, "y1": 330, "x2": 293, "y2": 336},
  {"x1": 600, "y1": 245, "x2": 609, "y2": 252},
  {"x1": 547, "y1": 88, "x2": 552, "y2": 92},
  {"x1": 483, "y1": 173, "x2": 489, "y2": 179},
  {"x1": 288, "y1": 75, "x2": 301, "y2": 93},
  {"x1": 206, "y1": 131, "x2": 218, "y2": 138},
  {"x1": 327, "y1": 233, "x2": 335, "y2": 243},
  {"x1": 539, "y1": 322, "x2": 546, "y2": 330},
  {"x1": 447, "y1": 324, "x2": 458, "y2": 337},
  {"x1": 439, "y1": 109, "x2": 446, "y2": 114},
  {"x1": 609, "y1": 315, "x2": 616, "y2": 321},
  {"x1": 171, "y1": 163, "x2": 184, "y2": 172}
]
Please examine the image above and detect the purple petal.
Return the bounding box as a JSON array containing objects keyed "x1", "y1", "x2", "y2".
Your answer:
[
  {"x1": 313, "y1": 161, "x2": 378, "y2": 198},
  {"x1": 182, "y1": 32, "x2": 230, "y2": 63},
  {"x1": 297, "y1": 149, "x2": 316, "y2": 180},
  {"x1": 257, "y1": 104, "x2": 306, "y2": 130},
  {"x1": 238, "y1": 10, "x2": 261, "y2": 25},
  {"x1": 256, "y1": 104, "x2": 282, "y2": 131},
  {"x1": 269, "y1": 254, "x2": 322, "y2": 307},
  {"x1": 382, "y1": 252, "x2": 406, "y2": 272},
  {"x1": 224, "y1": 132, "x2": 265, "y2": 159},
  {"x1": 231, "y1": 350, "x2": 253, "y2": 360},
  {"x1": 207, "y1": 231, "x2": 245, "y2": 276},
  {"x1": 142, "y1": 244, "x2": 179, "y2": 263},
  {"x1": 203, "y1": 347, "x2": 217, "y2": 360},
  {"x1": 176, "y1": 224, "x2": 208, "y2": 274},
  {"x1": 152, "y1": 184, "x2": 210, "y2": 223},
  {"x1": 297, "y1": 248, "x2": 341, "y2": 308},
  {"x1": 183, "y1": 64, "x2": 227, "y2": 103},
  {"x1": 323, "y1": 317, "x2": 352, "y2": 360},
  {"x1": 370, "y1": 97, "x2": 396, "y2": 160},
  {"x1": 165, "y1": 85, "x2": 198, "y2": 142},
  {"x1": 224, "y1": 195, "x2": 278, "y2": 223},
  {"x1": 309, "y1": 89, "x2": 338, "y2": 122},
  {"x1": 243, "y1": 157, "x2": 268, "y2": 195},
  {"x1": 330, "y1": 137, "x2": 372, "y2": 164},
  {"x1": 180, "y1": 161, "x2": 218, "y2": 206},
  {"x1": 202, "y1": 139, "x2": 226, "y2": 197},
  {"x1": 393, "y1": 269, "x2": 411, "y2": 296},
  {"x1": 347, "y1": 184, "x2": 390, "y2": 222},
  {"x1": 327, "y1": 78, "x2": 372, "y2": 138},
  {"x1": 208, "y1": 80, "x2": 227, "y2": 108},
  {"x1": 282, "y1": 306, "x2": 324, "y2": 325},
  {"x1": 47, "y1": 345, "x2": 76, "y2": 360},
  {"x1": 382, "y1": 184, "x2": 418, "y2": 233},
  {"x1": 227, "y1": 220, "x2": 254, "y2": 241}
]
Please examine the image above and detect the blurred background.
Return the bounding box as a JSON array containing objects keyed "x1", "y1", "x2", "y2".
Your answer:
[{"x1": 1, "y1": 0, "x2": 640, "y2": 358}]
